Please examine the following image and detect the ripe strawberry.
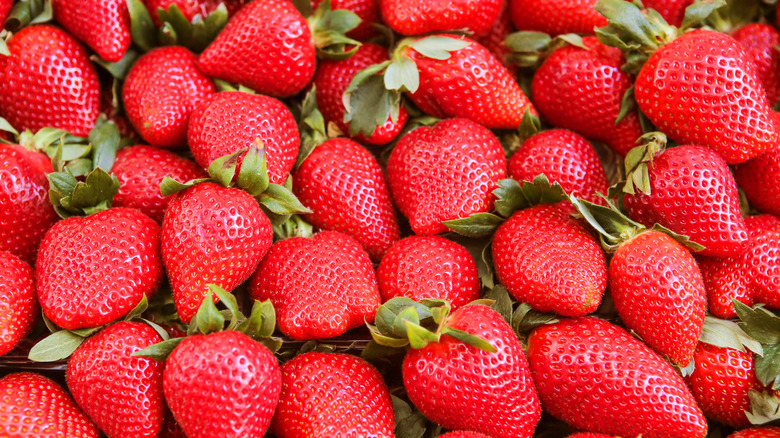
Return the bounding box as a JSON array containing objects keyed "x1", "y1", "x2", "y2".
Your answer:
[
  {"x1": 250, "y1": 231, "x2": 380, "y2": 340},
  {"x1": 0, "y1": 144, "x2": 58, "y2": 265},
  {"x1": 67, "y1": 322, "x2": 165, "y2": 438},
  {"x1": 387, "y1": 118, "x2": 506, "y2": 235},
  {"x1": 163, "y1": 182, "x2": 272, "y2": 323},
  {"x1": 729, "y1": 427, "x2": 780, "y2": 438},
  {"x1": 734, "y1": 126, "x2": 780, "y2": 217},
  {"x1": 164, "y1": 330, "x2": 281, "y2": 438},
  {"x1": 187, "y1": 91, "x2": 299, "y2": 185},
  {"x1": 0, "y1": 251, "x2": 37, "y2": 356},
  {"x1": 0, "y1": 372, "x2": 99, "y2": 437},
  {"x1": 531, "y1": 36, "x2": 643, "y2": 156},
  {"x1": 123, "y1": 46, "x2": 216, "y2": 149},
  {"x1": 492, "y1": 203, "x2": 607, "y2": 316},
  {"x1": 145, "y1": 0, "x2": 248, "y2": 26},
  {"x1": 508, "y1": 129, "x2": 609, "y2": 204},
  {"x1": 51, "y1": 0, "x2": 131, "y2": 62},
  {"x1": 271, "y1": 352, "x2": 394, "y2": 437},
  {"x1": 380, "y1": 0, "x2": 502, "y2": 37},
  {"x1": 37, "y1": 207, "x2": 163, "y2": 330},
  {"x1": 377, "y1": 235, "x2": 480, "y2": 308},
  {"x1": 527, "y1": 317, "x2": 707, "y2": 437},
  {"x1": 476, "y1": 0, "x2": 517, "y2": 74},
  {"x1": 0, "y1": 0, "x2": 11, "y2": 22},
  {"x1": 733, "y1": 23, "x2": 780, "y2": 105},
  {"x1": 509, "y1": 0, "x2": 606, "y2": 35},
  {"x1": 0, "y1": 25, "x2": 100, "y2": 137},
  {"x1": 111, "y1": 145, "x2": 207, "y2": 223},
  {"x1": 641, "y1": 0, "x2": 693, "y2": 27},
  {"x1": 311, "y1": 0, "x2": 380, "y2": 40}
]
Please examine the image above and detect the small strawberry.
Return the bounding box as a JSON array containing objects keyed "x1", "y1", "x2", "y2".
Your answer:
[
  {"x1": 0, "y1": 251, "x2": 37, "y2": 356},
  {"x1": 733, "y1": 23, "x2": 780, "y2": 105},
  {"x1": 379, "y1": 0, "x2": 502, "y2": 37},
  {"x1": 509, "y1": 0, "x2": 606, "y2": 35},
  {"x1": 311, "y1": 0, "x2": 380, "y2": 40},
  {"x1": 729, "y1": 427, "x2": 780, "y2": 438},
  {"x1": 271, "y1": 352, "x2": 395, "y2": 437},
  {"x1": 51, "y1": 0, "x2": 131, "y2": 62}
]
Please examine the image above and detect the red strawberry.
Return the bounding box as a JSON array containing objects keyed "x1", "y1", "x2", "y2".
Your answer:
[
  {"x1": 729, "y1": 427, "x2": 780, "y2": 438},
  {"x1": 162, "y1": 182, "x2": 272, "y2": 323},
  {"x1": 531, "y1": 36, "x2": 643, "y2": 156},
  {"x1": 250, "y1": 231, "x2": 380, "y2": 340},
  {"x1": 387, "y1": 118, "x2": 506, "y2": 235},
  {"x1": 527, "y1": 317, "x2": 707, "y2": 437},
  {"x1": 66, "y1": 322, "x2": 165, "y2": 438},
  {"x1": 476, "y1": 0, "x2": 517, "y2": 74},
  {"x1": 733, "y1": 23, "x2": 780, "y2": 105},
  {"x1": 734, "y1": 118, "x2": 780, "y2": 217},
  {"x1": 0, "y1": 251, "x2": 37, "y2": 356},
  {"x1": 377, "y1": 235, "x2": 480, "y2": 308},
  {"x1": 0, "y1": 25, "x2": 100, "y2": 137},
  {"x1": 311, "y1": 0, "x2": 380, "y2": 40},
  {"x1": 144, "y1": 0, "x2": 248, "y2": 26},
  {"x1": 187, "y1": 91, "x2": 299, "y2": 185},
  {"x1": 37, "y1": 207, "x2": 163, "y2": 330},
  {"x1": 380, "y1": 0, "x2": 502, "y2": 37},
  {"x1": 123, "y1": 46, "x2": 216, "y2": 149},
  {"x1": 641, "y1": 0, "x2": 693, "y2": 27},
  {"x1": 492, "y1": 203, "x2": 607, "y2": 316},
  {"x1": 509, "y1": 0, "x2": 606, "y2": 35},
  {"x1": 0, "y1": 144, "x2": 58, "y2": 265},
  {"x1": 51, "y1": 0, "x2": 131, "y2": 62},
  {"x1": 508, "y1": 129, "x2": 609, "y2": 204},
  {"x1": 0, "y1": 0, "x2": 11, "y2": 22},
  {"x1": 163, "y1": 330, "x2": 281, "y2": 438},
  {"x1": 271, "y1": 352, "x2": 394, "y2": 437},
  {"x1": 111, "y1": 145, "x2": 207, "y2": 223}
]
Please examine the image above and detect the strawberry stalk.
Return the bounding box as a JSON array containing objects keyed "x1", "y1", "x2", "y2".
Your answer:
[{"x1": 4, "y1": 0, "x2": 51, "y2": 32}]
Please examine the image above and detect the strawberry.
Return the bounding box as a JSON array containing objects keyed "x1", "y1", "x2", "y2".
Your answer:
[
  {"x1": 250, "y1": 230, "x2": 380, "y2": 340},
  {"x1": 0, "y1": 25, "x2": 100, "y2": 137},
  {"x1": 144, "y1": 0, "x2": 248, "y2": 26},
  {"x1": 377, "y1": 235, "x2": 481, "y2": 308},
  {"x1": 641, "y1": 0, "x2": 693, "y2": 27},
  {"x1": 476, "y1": 0, "x2": 517, "y2": 75},
  {"x1": 734, "y1": 120, "x2": 780, "y2": 217},
  {"x1": 733, "y1": 23, "x2": 780, "y2": 106},
  {"x1": 0, "y1": 0, "x2": 11, "y2": 22},
  {"x1": 271, "y1": 352, "x2": 395, "y2": 437},
  {"x1": 509, "y1": 0, "x2": 606, "y2": 35},
  {"x1": 111, "y1": 145, "x2": 207, "y2": 223},
  {"x1": 123, "y1": 46, "x2": 216, "y2": 149},
  {"x1": 66, "y1": 322, "x2": 165, "y2": 438},
  {"x1": 311, "y1": 0, "x2": 380, "y2": 40},
  {"x1": 0, "y1": 251, "x2": 37, "y2": 356},
  {"x1": 163, "y1": 330, "x2": 281, "y2": 438},
  {"x1": 492, "y1": 203, "x2": 607, "y2": 316},
  {"x1": 508, "y1": 129, "x2": 609, "y2": 204},
  {"x1": 527, "y1": 317, "x2": 707, "y2": 437},
  {"x1": 187, "y1": 91, "x2": 299, "y2": 185},
  {"x1": 729, "y1": 428, "x2": 780, "y2": 438},
  {"x1": 387, "y1": 118, "x2": 506, "y2": 235},
  {"x1": 379, "y1": 0, "x2": 502, "y2": 37},
  {"x1": 51, "y1": 0, "x2": 131, "y2": 62},
  {"x1": 0, "y1": 372, "x2": 99, "y2": 437},
  {"x1": 0, "y1": 144, "x2": 58, "y2": 265}
]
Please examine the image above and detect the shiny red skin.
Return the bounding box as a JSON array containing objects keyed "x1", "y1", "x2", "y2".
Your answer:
[
  {"x1": 641, "y1": 0, "x2": 693, "y2": 27},
  {"x1": 508, "y1": 129, "x2": 609, "y2": 204},
  {"x1": 144, "y1": 0, "x2": 248, "y2": 26},
  {"x1": 36, "y1": 208, "x2": 163, "y2": 330},
  {"x1": 0, "y1": 252, "x2": 37, "y2": 357},
  {"x1": 609, "y1": 230, "x2": 707, "y2": 366},
  {"x1": 271, "y1": 352, "x2": 394, "y2": 437},
  {"x1": 735, "y1": 146, "x2": 780, "y2": 217},
  {"x1": 311, "y1": 0, "x2": 380, "y2": 40},
  {"x1": 163, "y1": 331, "x2": 281, "y2": 438},
  {"x1": 198, "y1": 0, "x2": 315, "y2": 98},
  {"x1": 67, "y1": 322, "x2": 165, "y2": 438},
  {"x1": 51, "y1": 0, "x2": 131, "y2": 62},
  {"x1": 162, "y1": 182, "x2": 272, "y2": 324},
  {"x1": 492, "y1": 204, "x2": 607, "y2": 316},
  {"x1": 566, "y1": 434, "x2": 616, "y2": 438},
  {"x1": 509, "y1": 0, "x2": 606, "y2": 35},
  {"x1": 293, "y1": 138, "x2": 400, "y2": 261},
  {"x1": 123, "y1": 47, "x2": 216, "y2": 149},
  {"x1": 476, "y1": 0, "x2": 517, "y2": 74},
  {"x1": 635, "y1": 29, "x2": 778, "y2": 164},
  {"x1": 403, "y1": 305, "x2": 541, "y2": 438},
  {"x1": 684, "y1": 343, "x2": 763, "y2": 428},
  {"x1": 111, "y1": 145, "x2": 207, "y2": 224},
  {"x1": 438, "y1": 433, "x2": 494, "y2": 438},
  {"x1": 377, "y1": 236, "x2": 480, "y2": 309},
  {"x1": 404, "y1": 35, "x2": 535, "y2": 130},
  {"x1": 380, "y1": 0, "x2": 502, "y2": 37},
  {"x1": 729, "y1": 427, "x2": 780, "y2": 438},
  {"x1": 733, "y1": 23, "x2": 780, "y2": 105},
  {"x1": 314, "y1": 43, "x2": 408, "y2": 145},
  {"x1": 624, "y1": 145, "x2": 748, "y2": 258},
  {"x1": 0, "y1": 372, "x2": 99, "y2": 437},
  {"x1": 387, "y1": 118, "x2": 506, "y2": 235},
  {"x1": 0, "y1": 145, "x2": 58, "y2": 265},
  {"x1": 0, "y1": 25, "x2": 100, "y2": 137},
  {"x1": 527, "y1": 317, "x2": 707, "y2": 437},
  {"x1": 187, "y1": 91, "x2": 299, "y2": 185},
  {"x1": 0, "y1": 0, "x2": 11, "y2": 22},
  {"x1": 250, "y1": 231, "x2": 380, "y2": 340},
  {"x1": 531, "y1": 37, "x2": 642, "y2": 156}
]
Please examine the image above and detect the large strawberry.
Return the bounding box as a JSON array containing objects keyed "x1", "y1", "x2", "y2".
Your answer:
[
  {"x1": 123, "y1": 46, "x2": 216, "y2": 149},
  {"x1": 509, "y1": 0, "x2": 606, "y2": 35},
  {"x1": 0, "y1": 251, "x2": 37, "y2": 356},
  {"x1": 0, "y1": 372, "x2": 99, "y2": 437},
  {"x1": 51, "y1": 0, "x2": 131, "y2": 62},
  {"x1": 67, "y1": 322, "x2": 165, "y2": 438},
  {"x1": 271, "y1": 352, "x2": 395, "y2": 437},
  {"x1": 527, "y1": 317, "x2": 707, "y2": 437},
  {"x1": 379, "y1": 0, "x2": 502, "y2": 37},
  {"x1": 0, "y1": 25, "x2": 100, "y2": 137}
]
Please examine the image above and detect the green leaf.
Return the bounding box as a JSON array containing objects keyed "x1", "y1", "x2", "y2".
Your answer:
[
  {"x1": 89, "y1": 118, "x2": 121, "y2": 171},
  {"x1": 493, "y1": 178, "x2": 528, "y2": 217},
  {"x1": 384, "y1": 56, "x2": 420, "y2": 93},
  {"x1": 443, "y1": 213, "x2": 504, "y2": 238},
  {"x1": 236, "y1": 140, "x2": 270, "y2": 196},
  {"x1": 734, "y1": 301, "x2": 780, "y2": 345},
  {"x1": 209, "y1": 284, "x2": 241, "y2": 330},
  {"x1": 68, "y1": 168, "x2": 120, "y2": 211},
  {"x1": 296, "y1": 87, "x2": 328, "y2": 169},
  {"x1": 139, "y1": 318, "x2": 171, "y2": 341},
  {"x1": 367, "y1": 323, "x2": 412, "y2": 348},
  {"x1": 441, "y1": 327, "x2": 497, "y2": 353},
  {"x1": 159, "y1": 176, "x2": 209, "y2": 197},
  {"x1": 237, "y1": 300, "x2": 277, "y2": 340},
  {"x1": 746, "y1": 390, "x2": 780, "y2": 425},
  {"x1": 132, "y1": 337, "x2": 184, "y2": 361},
  {"x1": 485, "y1": 285, "x2": 513, "y2": 325},
  {"x1": 593, "y1": 0, "x2": 665, "y2": 49},
  {"x1": 407, "y1": 36, "x2": 470, "y2": 60},
  {"x1": 568, "y1": 196, "x2": 644, "y2": 250},
  {"x1": 6, "y1": 0, "x2": 50, "y2": 31},
  {"x1": 511, "y1": 303, "x2": 558, "y2": 335},
  {"x1": 393, "y1": 397, "x2": 428, "y2": 438},
  {"x1": 0, "y1": 116, "x2": 18, "y2": 136},
  {"x1": 699, "y1": 315, "x2": 763, "y2": 355},
  {"x1": 124, "y1": 295, "x2": 150, "y2": 322},
  {"x1": 207, "y1": 148, "x2": 245, "y2": 186},
  {"x1": 517, "y1": 109, "x2": 541, "y2": 141},
  {"x1": 680, "y1": 0, "x2": 727, "y2": 30},
  {"x1": 258, "y1": 183, "x2": 312, "y2": 215},
  {"x1": 127, "y1": 0, "x2": 157, "y2": 52},
  {"x1": 91, "y1": 48, "x2": 140, "y2": 79},
  {"x1": 195, "y1": 288, "x2": 225, "y2": 335},
  {"x1": 405, "y1": 321, "x2": 440, "y2": 349},
  {"x1": 158, "y1": 3, "x2": 229, "y2": 53},
  {"x1": 28, "y1": 330, "x2": 85, "y2": 362},
  {"x1": 755, "y1": 344, "x2": 780, "y2": 389},
  {"x1": 616, "y1": 85, "x2": 636, "y2": 125},
  {"x1": 344, "y1": 73, "x2": 399, "y2": 137}
]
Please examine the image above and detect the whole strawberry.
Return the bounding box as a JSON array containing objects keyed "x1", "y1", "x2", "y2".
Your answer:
[
  {"x1": 730, "y1": 427, "x2": 780, "y2": 438},
  {"x1": 0, "y1": 252, "x2": 37, "y2": 356},
  {"x1": 51, "y1": 0, "x2": 131, "y2": 62},
  {"x1": 271, "y1": 352, "x2": 394, "y2": 437},
  {"x1": 67, "y1": 322, "x2": 165, "y2": 438},
  {"x1": 380, "y1": 0, "x2": 502, "y2": 37},
  {"x1": 510, "y1": 0, "x2": 606, "y2": 35},
  {"x1": 733, "y1": 23, "x2": 780, "y2": 106}
]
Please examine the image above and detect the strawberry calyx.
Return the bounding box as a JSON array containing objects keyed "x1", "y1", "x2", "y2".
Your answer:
[
  {"x1": 307, "y1": 0, "x2": 362, "y2": 60},
  {"x1": 272, "y1": 214, "x2": 314, "y2": 240},
  {"x1": 734, "y1": 301, "x2": 780, "y2": 391},
  {"x1": 699, "y1": 315, "x2": 763, "y2": 355},
  {"x1": 4, "y1": 0, "x2": 52, "y2": 33},
  {"x1": 127, "y1": 0, "x2": 227, "y2": 53},
  {"x1": 614, "y1": 131, "x2": 667, "y2": 196},
  {"x1": 505, "y1": 31, "x2": 588, "y2": 69},
  {"x1": 746, "y1": 389, "x2": 780, "y2": 425},
  {"x1": 296, "y1": 87, "x2": 332, "y2": 169}
]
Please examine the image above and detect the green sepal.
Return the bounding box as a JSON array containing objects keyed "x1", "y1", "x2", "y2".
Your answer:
[
  {"x1": 699, "y1": 315, "x2": 763, "y2": 355},
  {"x1": 127, "y1": 0, "x2": 156, "y2": 52},
  {"x1": 308, "y1": 0, "x2": 362, "y2": 59},
  {"x1": 394, "y1": 306, "x2": 422, "y2": 337},
  {"x1": 485, "y1": 285, "x2": 513, "y2": 325},
  {"x1": 511, "y1": 302, "x2": 559, "y2": 335},
  {"x1": 505, "y1": 30, "x2": 552, "y2": 68},
  {"x1": 367, "y1": 323, "x2": 412, "y2": 348},
  {"x1": 132, "y1": 337, "x2": 184, "y2": 361},
  {"x1": 754, "y1": 343, "x2": 780, "y2": 389},
  {"x1": 159, "y1": 176, "x2": 210, "y2": 197},
  {"x1": 0, "y1": 37, "x2": 8, "y2": 57},
  {"x1": 28, "y1": 330, "x2": 86, "y2": 362},
  {"x1": 5, "y1": 0, "x2": 51, "y2": 32},
  {"x1": 342, "y1": 60, "x2": 400, "y2": 137},
  {"x1": 291, "y1": 0, "x2": 313, "y2": 16},
  {"x1": 91, "y1": 48, "x2": 140, "y2": 79},
  {"x1": 207, "y1": 147, "x2": 244, "y2": 187},
  {"x1": 385, "y1": 55, "x2": 419, "y2": 93},
  {"x1": 0, "y1": 116, "x2": 18, "y2": 136},
  {"x1": 405, "y1": 321, "x2": 440, "y2": 349},
  {"x1": 615, "y1": 85, "x2": 636, "y2": 125},
  {"x1": 406, "y1": 35, "x2": 470, "y2": 60},
  {"x1": 214, "y1": 79, "x2": 239, "y2": 92},
  {"x1": 680, "y1": 0, "x2": 727, "y2": 31},
  {"x1": 746, "y1": 389, "x2": 780, "y2": 424},
  {"x1": 444, "y1": 212, "x2": 504, "y2": 238},
  {"x1": 209, "y1": 284, "x2": 241, "y2": 331},
  {"x1": 237, "y1": 300, "x2": 277, "y2": 340},
  {"x1": 139, "y1": 318, "x2": 171, "y2": 341},
  {"x1": 621, "y1": 131, "x2": 666, "y2": 195},
  {"x1": 296, "y1": 87, "x2": 329, "y2": 169},
  {"x1": 89, "y1": 116, "x2": 122, "y2": 172},
  {"x1": 236, "y1": 140, "x2": 270, "y2": 196},
  {"x1": 734, "y1": 301, "x2": 780, "y2": 345},
  {"x1": 158, "y1": 22, "x2": 178, "y2": 46},
  {"x1": 272, "y1": 214, "x2": 314, "y2": 240},
  {"x1": 124, "y1": 295, "x2": 150, "y2": 322},
  {"x1": 157, "y1": 3, "x2": 228, "y2": 53},
  {"x1": 441, "y1": 327, "x2": 497, "y2": 353},
  {"x1": 68, "y1": 326, "x2": 102, "y2": 337},
  {"x1": 63, "y1": 158, "x2": 93, "y2": 178},
  {"x1": 517, "y1": 109, "x2": 541, "y2": 142},
  {"x1": 258, "y1": 183, "x2": 312, "y2": 215},
  {"x1": 195, "y1": 287, "x2": 225, "y2": 335},
  {"x1": 48, "y1": 167, "x2": 120, "y2": 218},
  {"x1": 569, "y1": 195, "x2": 645, "y2": 251},
  {"x1": 649, "y1": 223, "x2": 705, "y2": 252},
  {"x1": 494, "y1": 174, "x2": 571, "y2": 219},
  {"x1": 392, "y1": 395, "x2": 429, "y2": 438}
]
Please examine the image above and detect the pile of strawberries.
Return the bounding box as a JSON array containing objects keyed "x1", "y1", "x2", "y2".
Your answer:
[{"x1": 3, "y1": 0, "x2": 780, "y2": 436}]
